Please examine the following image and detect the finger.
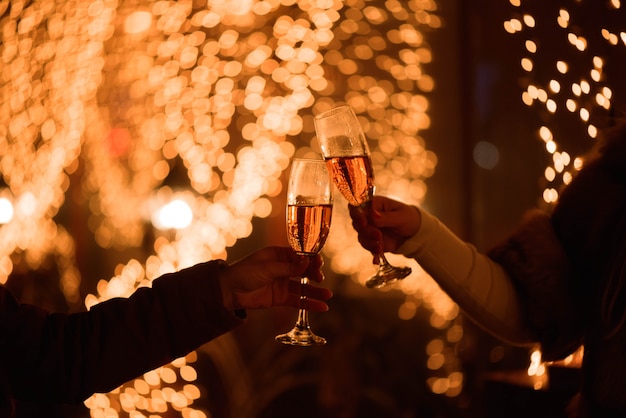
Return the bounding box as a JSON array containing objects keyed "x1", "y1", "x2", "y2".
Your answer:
[
  {"x1": 262, "y1": 250, "x2": 322, "y2": 282},
  {"x1": 348, "y1": 204, "x2": 368, "y2": 229},
  {"x1": 369, "y1": 198, "x2": 415, "y2": 230},
  {"x1": 302, "y1": 254, "x2": 324, "y2": 283},
  {"x1": 287, "y1": 280, "x2": 332, "y2": 300},
  {"x1": 348, "y1": 205, "x2": 385, "y2": 255},
  {"x1": 282, "y1": 293, "x2": 330, "y2": 312},
  {"x1": 355, "y1": 225, "x2": 383, "y2": 255},
  {"x1": 247, "y1": 247, "x2": 310, "y2": 279},
  {"x1": 302, "y1": 299, "x2": 330, "y2": 312},
  {"x1": 271, "y1": 247, "x2": 316, "y2": 278}
]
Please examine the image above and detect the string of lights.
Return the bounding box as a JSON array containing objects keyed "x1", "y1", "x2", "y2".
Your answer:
[{"x1": 505, "y1": 0, "x2": 625, "y2": 205}]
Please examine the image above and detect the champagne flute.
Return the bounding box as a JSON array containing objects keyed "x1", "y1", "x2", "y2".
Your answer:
[
  {"x1": 276, "y1": 158, "x2": 333, "y2": 346},
  {"x1": 314, "y1": 104, "x2": 412, "y2": 289}
]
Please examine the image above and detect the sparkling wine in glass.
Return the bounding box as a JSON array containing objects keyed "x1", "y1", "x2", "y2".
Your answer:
[
  {"x1": 314, "y1": 104, "x2": 412, "y2": 289},
  {"x1": 276, "y1": 158, "x2": 332, "y2": 346}
]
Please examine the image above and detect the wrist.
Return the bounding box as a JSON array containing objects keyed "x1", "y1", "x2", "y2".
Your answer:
[
  {"x1": 217, "y1": 260, "x2": 236, "y2": 311},
  {"x1": 398, "y1": 206, "x2": 422, "y2": 240},
  {"x1": 413, "y1": 206, "x2": 422, "y2": 235},
  {"x1": 217, "y1": 262, "x2": 248, "y2": 318}
]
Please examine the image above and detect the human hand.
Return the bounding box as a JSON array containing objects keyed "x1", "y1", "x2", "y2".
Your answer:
[
  {"x1": 219, "y1": 246, "x2": 332, "y2": 312},
  {"x1": 348, "y1": 196, "x2": 422, "y2": 262}
]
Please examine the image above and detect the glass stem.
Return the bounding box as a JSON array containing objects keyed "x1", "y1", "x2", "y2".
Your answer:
[
  {"x1": 378, "y1": 253, "x2": 391, "y2": 268},
  {"x1": 294, "y1": 276, "x2": 310, "y2": 329}
]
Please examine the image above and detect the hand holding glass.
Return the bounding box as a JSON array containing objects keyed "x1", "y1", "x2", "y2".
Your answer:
[
  {"x1": 314, "y1": 105, "x2": 411, "y2": 289},
  {"x1": 276, "y1": 158, "x2": 332, "y2": 346}
]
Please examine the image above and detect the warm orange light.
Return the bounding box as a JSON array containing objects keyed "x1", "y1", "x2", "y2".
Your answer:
[{"x1": 0, "y1": 0, "x2": 453, "y2": 412}]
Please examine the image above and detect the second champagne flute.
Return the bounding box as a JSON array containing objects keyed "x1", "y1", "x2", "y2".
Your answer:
[
  {"x1": 275, "y1": 158, "x2": 333, "y2": 346},
  {"x1": 314, "y1": 104, "x2": 412, "y2": 289}
]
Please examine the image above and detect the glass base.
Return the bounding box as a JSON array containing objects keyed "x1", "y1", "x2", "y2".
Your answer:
[
  {"x1": 365, "y1": 265, "x2": 412, "y2": 289},
  {"x1": 275, "y1": 325, "x2": 326, "y2": 346}
]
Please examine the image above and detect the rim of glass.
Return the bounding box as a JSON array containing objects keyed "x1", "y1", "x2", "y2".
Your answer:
[{"x1": 314, "y1": 104, "x2": 353, "y2": 120}]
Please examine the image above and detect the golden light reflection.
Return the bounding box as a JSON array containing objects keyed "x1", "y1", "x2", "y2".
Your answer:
[
  {"x1": 508, "y1": 0, "x2": 624, "y2": 203},
  {"x1": 526, "y1": 348, "x2": 547, "y2": 390},
  {"x1": 1, "y1": 0, "x2": 444, "y2": 415}
]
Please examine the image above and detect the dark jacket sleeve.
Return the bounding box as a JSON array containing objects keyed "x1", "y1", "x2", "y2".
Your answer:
[
  {"x1": 0, "y1": 260, "x2": 244, "y2": 403},
  {"x1": 487, "y1": 209, "x2": 583, "y2": 361}
]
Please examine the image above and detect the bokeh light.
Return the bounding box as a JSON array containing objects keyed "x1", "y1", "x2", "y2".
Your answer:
[
  {"x1": 0, "y1": 0, "x2": 442, "y2": 416},
  {"x1": 507, "y1": 0, "x2": 624, "y2": 204}
]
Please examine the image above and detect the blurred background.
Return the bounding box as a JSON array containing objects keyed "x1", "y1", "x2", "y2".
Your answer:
[{"x1": 1, "y1": 0, "x2": 624, "y2": 417}]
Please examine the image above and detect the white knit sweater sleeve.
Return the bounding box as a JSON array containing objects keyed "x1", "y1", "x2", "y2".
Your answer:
[{"x1": 397, "y1": 209, "x2": 536, "y2": 346}]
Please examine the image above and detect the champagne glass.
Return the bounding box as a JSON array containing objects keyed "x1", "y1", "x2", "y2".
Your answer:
[
  {"x1": 314, "y1": 105, "x2": 412, "y2": 289},
  {"x1": 276, "y1": 158, "x2": 333, "y2": 346}
]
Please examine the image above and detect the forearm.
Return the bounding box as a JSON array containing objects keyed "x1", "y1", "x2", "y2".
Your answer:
[
  {"x1": 2, "y1": 261, "x2": 244, "y2": 403},
  {"x1": 397, "y1": 209, "x2": 537, "y2": 346}
]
